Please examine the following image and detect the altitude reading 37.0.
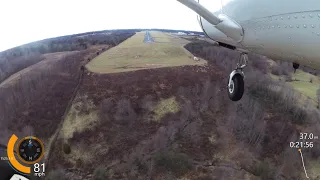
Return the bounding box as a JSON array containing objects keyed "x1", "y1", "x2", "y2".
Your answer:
[
  {"x1": 290, "y1": 132, "x2": 318, "y2": 149},
  {"x1": 299, "y1": 133, "x2": 318, "y2": 140}
]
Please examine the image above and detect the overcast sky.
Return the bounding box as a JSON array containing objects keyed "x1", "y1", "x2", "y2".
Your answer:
[{"x1": 0, "y1": 0, "x2": 212, "y2": 52}]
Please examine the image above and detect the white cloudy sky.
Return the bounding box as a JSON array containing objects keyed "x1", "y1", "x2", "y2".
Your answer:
[{"x1": 0, "y1": 0, "x2": 214, "y2": 51}]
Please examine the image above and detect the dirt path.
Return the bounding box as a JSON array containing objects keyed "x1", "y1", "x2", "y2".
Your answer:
[{"x1": 44, "y1": 67, "x2": 85, "y2": 168}]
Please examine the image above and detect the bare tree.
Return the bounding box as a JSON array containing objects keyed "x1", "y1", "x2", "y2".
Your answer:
[{"x1": 114, "y1": 98, "x2": 137, "y2": 124}]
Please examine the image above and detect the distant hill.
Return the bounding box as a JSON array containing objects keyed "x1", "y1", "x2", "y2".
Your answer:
[{"x1": 0, "y1": 29, "x2": 203, "y2": 58}]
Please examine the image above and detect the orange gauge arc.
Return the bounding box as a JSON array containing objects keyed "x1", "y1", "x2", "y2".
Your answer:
[
  {"x1": 16, "y1": 136, "x2": 45, "y2": 165},
  {"x1": 7, "y1": 134, "x2": 31, "y2": 174}
]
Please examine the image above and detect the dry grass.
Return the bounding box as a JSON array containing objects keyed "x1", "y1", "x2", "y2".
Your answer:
[
  {"x1": 60, "y1": 95, "x2": 99, "y2": 140},
  {"x1": 309, "y1": 160, "x2": 320, "y2": 179},
  {"x1": 270, "y1": 69, "x2": 320, "y2": 106},
  {"x1": 153, "y1": 97, "x2": 180, "y2": 121},
  {"x1": 151, "y1": 31, "x2": 190, "y2": 46},
  {"x1": 151, "y1": 31, "x2": 171, "y2": 43},
  {"x1": 56, "y1": 94, "x2": 100, "y2": 167},
  {"x1": 86, "y1": 31, "x2": 206, "y2": 74},
  {"x1": 289, "y1": 70, "x2": 320, "y2": 98}
]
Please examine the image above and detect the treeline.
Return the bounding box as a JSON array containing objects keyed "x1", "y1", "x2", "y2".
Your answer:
[
  {"x1": 0, "y1": 29, "x2": 204, "y2": 59},
  {"x1": 0, "y1": 30, "x2": 135, "y2": 84},
  {"x1": 0, "y1": 31, "x2": 135, "y2": 59}
]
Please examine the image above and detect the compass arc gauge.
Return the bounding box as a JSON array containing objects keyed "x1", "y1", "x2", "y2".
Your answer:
[{"x1": 16, "y1": 136, "x2": 44, "y2": 165}]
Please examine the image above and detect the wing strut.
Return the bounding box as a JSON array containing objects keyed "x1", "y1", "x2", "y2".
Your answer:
[
  {"x1": 177, "y1": 0, "x2": 222, "y2": 25},
  {"x1": 176, "y1": 0, "x2": 244, "y2": 42}
]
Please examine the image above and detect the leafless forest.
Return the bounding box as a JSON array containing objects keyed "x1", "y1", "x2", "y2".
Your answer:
[
  {"x1": 0, "y1": 33, "x2": 319, "y2": 180},
  {"x1": 47, "y1": 40, "x2": 319, "y2": 179},
  {"x1": 0, "y1": 32, "x2": 135, "y2": 143}
]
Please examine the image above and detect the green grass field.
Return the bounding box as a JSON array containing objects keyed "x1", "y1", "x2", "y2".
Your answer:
[
  {"x1": 86, "y1": 31, "x2": 206, "y2": 74},
  {"x1": 270, "y1": 70, "x2": 320, "y2": 105}
]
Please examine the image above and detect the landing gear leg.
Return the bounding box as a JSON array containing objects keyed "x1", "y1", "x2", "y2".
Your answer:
[
  {"x1": 227, "y1": 53, "x2": 248, "y2": 101},
  {"x1": 293, "y1": 62, "x2": 299, "y2": 73}
]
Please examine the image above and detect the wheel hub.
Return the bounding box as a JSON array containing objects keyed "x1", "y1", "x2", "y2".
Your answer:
[{"x1": 228, "y1": 80, "x2": 234, "y2": 94}]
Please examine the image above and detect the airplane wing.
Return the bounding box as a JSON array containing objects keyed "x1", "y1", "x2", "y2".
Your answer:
[{"x1": 176, "y1": 0, "x2": 244, "y2": 42}]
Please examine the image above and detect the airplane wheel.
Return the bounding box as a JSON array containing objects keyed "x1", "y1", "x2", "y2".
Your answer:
[
  {"x1": 228, "y1": 74, "x2": 244, "y2": 101},
  {"x1": 293, "y1": 62, "x2": 299, "y2": 73},
  {"x1": 293, "y1": 62, "x2": 300, "y2": 70}
]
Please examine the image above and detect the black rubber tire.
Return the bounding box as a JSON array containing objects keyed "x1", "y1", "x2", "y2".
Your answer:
[{"x1": 228, "y1": 74, "x2": 244, "y2": 101}]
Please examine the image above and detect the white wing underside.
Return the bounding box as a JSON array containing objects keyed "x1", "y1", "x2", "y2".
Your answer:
[{"x1": 176, "y1": 0, "x2": 244, "y2": 42}]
